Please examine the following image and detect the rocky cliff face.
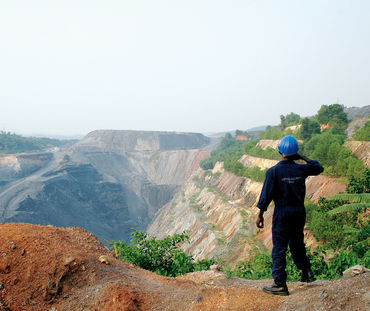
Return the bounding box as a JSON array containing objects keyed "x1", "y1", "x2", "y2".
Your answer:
[{"x1": 0, "y1": 131, "x2": 210, "y2": 242}]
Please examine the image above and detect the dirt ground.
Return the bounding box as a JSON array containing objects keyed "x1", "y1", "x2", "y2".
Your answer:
[{"x1": 0, "y1": 223, "x2": 369, "y2": 311}]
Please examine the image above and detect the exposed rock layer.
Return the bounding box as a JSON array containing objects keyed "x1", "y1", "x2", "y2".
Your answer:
[{"x1": 345, "y1": 140, "x2": 370, "y2": 167}]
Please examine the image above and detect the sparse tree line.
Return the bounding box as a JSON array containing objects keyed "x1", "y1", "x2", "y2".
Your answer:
[
  {"x1": 0, "y1": 131, "x2": 74, "y2": 154},
  {"x1": 200, "y1": 104, "x2": 368, "y2": 179}
]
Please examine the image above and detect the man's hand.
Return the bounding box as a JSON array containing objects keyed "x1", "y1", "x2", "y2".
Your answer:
[
  {"x1": 299, "y1": 154, "x2": 313, "y2": 163},
  {"x1": 256, "y1": 212, "x2": 264, "y2": 228},
  {"x1": 290, "y1": 153, "x2": 302, "y2": 161}
]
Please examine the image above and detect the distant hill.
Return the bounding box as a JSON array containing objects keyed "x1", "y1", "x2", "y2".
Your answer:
[
  {"x1": 0, "y1": 131, "x2": 76, "y2": 154},
  {"x1": 344, "y1": 105, "x2": 370, "y2": 120}
]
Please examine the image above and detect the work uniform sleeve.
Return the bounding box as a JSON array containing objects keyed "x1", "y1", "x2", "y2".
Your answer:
[
  {"x1": 257, "y1": 168, "x2": 275, "y2": 212},
  {"x1": 301, "y1": 160, "x2": 324, "y2": 177}
]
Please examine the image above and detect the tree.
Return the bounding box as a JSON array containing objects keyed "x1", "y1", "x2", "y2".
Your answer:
[
  {"x1": 225, "y1": 133, "x2": 233, "y2": 139},
  {"x1": 280, "y1": 112, "x2": 301, "y2": 128},
  {"x1": 316, "y1": 104, "x2": 348, "y2": 128},
  {"x1": 305, "y1": 131, "x2": 365, "y2": 177},
  {"x1": 299, "y1": 118, "x2": 321, "y2": 140}
]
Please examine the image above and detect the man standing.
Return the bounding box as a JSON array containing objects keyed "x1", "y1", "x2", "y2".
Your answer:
[{"x1": 256, "y1": 135, "x2": 323, "y2": 296}]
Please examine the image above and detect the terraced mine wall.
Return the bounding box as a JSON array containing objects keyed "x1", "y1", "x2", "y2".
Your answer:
[{"x1": 0, "y1": 131, "x2": 211, "y2": 242}]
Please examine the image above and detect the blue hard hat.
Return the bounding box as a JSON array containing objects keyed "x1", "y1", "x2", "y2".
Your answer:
[{"x1": 278, "y1": 136, "x2": 299, "y2": 156}]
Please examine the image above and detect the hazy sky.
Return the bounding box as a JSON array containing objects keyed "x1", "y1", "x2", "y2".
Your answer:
[{"x1": 1, "y1": 0, "x2": 369, "y2": 137}]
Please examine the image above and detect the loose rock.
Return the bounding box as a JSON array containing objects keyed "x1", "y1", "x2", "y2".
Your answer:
[{"x1": 98, "y1": 255, "x2": 110, "y2": 265}]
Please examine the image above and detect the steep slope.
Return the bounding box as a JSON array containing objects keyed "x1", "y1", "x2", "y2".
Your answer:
[
  {"x1": 0, "y1": 131, "x2": 211, "y2": 242},
  {"x1": 1, "y1": 223, "x2": 368, "y2": 311}
]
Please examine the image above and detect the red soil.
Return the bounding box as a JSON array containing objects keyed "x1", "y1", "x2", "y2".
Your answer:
[{"x1": 0, "y1": 223, "x2": 368, "y2": 311}]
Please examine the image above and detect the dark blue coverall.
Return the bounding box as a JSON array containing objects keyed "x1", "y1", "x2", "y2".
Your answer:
[{"x1": 257, "y1": 159, "x2": 323, "y2": 283}]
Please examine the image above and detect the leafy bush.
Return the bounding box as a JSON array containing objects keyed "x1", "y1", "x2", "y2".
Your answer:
[
  {"x1": 111, "y1": 230, "x2": 217, "y2": 277},
  {"x1": 352, "y1": 121, "x2": 370, "y2": 141},
  {"x1": 243, "y1": 143, "x2": 281, "y2": 160},
  {"x1": 224, "y1": 158, "x2": 267, "y2": 182},
  {"x1": 347, "y1": 168, "x2": 370, "y2": 193},
  {"x1": 303, "y1": 132, "x2": 365, "y2": 178},
  {"x1": 305, "y1": 188, "x2": 369, "y2": 273}
]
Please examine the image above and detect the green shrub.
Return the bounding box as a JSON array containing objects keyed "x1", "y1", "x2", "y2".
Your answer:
[
  {"x1": 231, "y1": 247, "x2": 331, "y2": 281},
  {"x1": 243, "y1": 144, "x2": 281, "y2": 160},
  {"x1": 352, "y1": 121, "x2": 370, "y2": 141},
  {"x1": 303, "y1": 132, "x2": 365, "y2": 178},
  {"x1": 224, "y1": 158, "x2": 267, "y2": 182},
  {"x1": 111, "y1": 229, "x2": 217, "y2": 277},
  {"x1": 347, "y1": 168, "x2": 370, "y2": 193}
]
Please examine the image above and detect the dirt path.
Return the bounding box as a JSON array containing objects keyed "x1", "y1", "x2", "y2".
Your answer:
[{"x1": 0, "y1": 223, "x2": 368, "y2": 311}]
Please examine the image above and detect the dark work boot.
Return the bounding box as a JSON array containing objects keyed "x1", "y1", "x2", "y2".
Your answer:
[
  {"x1": 263, "y1": 281, "x2": 289, "y2": 296},
  {"x1": 300, "y1": 268, "x2": 316, "y2": 283}
]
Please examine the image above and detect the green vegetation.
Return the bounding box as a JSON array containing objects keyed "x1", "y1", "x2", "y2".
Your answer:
[
  {"x1": 303, "y1": 132, "x2": 365, "y2": 178},
  {"x1": 200, "y1": 135, "x2": 244, "y2": 170},
  {"x1": 228, "y1": 247, "x2": 330, "y2": 281},
  {"x1": 201, "y1": 104, "x2": 366, "y2": 181},
  {"x1": 352, "y1": 121, "x2": 370, "y2": 141},
  {"x1": 0, "y1": 131, "x2": 74, "y2": 154},
  {"x1": 315, "y1": 104, "x2": 348, "y2": 129},
  {"x1": 235, "y1": 129, "x2": 252, "y2": 138},
  {"x1": 347, "y1": 168, "x2": 370, "y2": 193},
  {"x1": 199, "y1": 138, "x2": 272, "y2": 182},
  {"x1": 111, "y1": 230, "x2": 217, "y2": 277},
  {"x1": 280, "y1": 112, "x2": 301, "y2": 128},
  {"x1": 298, "y1": 118, "x2": 321, "y2": 141},
  {"x1": 243, "y1": 141, "x2": 281, "y2": 160},
  {"x1": 224, "y1": 158, "x2": 267, "y2": 182},
  {"x1": 260, "y1": 127, "x2": 294, "y2": 140}
]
